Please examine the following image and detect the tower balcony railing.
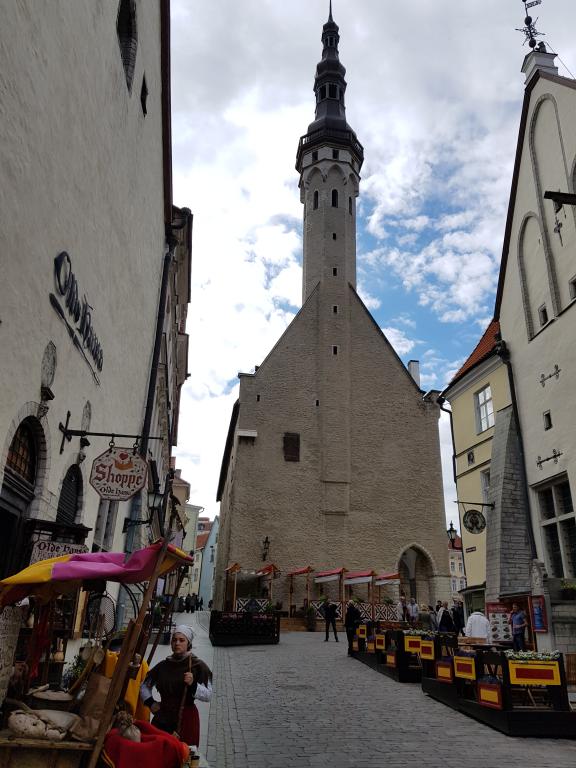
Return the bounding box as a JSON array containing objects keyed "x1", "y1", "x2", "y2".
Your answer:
[{"x1": 296, "y1": 127, "x2": 364, "y2": 167}]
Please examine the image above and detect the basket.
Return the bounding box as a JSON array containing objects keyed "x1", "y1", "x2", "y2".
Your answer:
[{"x1": 28, "y1": 690, "x2": 74, "y2": 712}]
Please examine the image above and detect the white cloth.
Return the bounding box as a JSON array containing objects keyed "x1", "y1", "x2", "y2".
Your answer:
[
  {"x1": 465, "y1": 611, "x2": 491, "y2": 642},
  {"x1": 194, "y1": 680, "x2": 212, "y2": 703},
  {"x1": 173, "y1": 624, "x2": 194, "y2": 644}
]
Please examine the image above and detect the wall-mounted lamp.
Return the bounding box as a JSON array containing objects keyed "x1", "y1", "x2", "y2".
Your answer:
[
  {"x1": 261, "y1": 536, "x2": 270, "y2": 561},
  {"x1": 447, "y1": 521, "x2": 457, "y2": 549}
]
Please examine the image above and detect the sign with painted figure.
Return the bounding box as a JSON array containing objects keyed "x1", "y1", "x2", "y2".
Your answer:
[{"x1": 89, "y1": 447, "x2": 148, "y2": 501}]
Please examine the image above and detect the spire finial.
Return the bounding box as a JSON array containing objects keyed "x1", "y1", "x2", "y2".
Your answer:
[
  {"x1": 328, "y1": 0, "x2": 333, "y2": 22},
  {"x1": 516, "y1": 0, "x2": 546, "y2": 51}
]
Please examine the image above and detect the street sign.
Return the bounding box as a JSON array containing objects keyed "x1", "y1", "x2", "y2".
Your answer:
[
  {"x1": 89, "y1": 446, "x2": 148, "y2": 501},
  {"x1": 526, "y1": 1, "x2": 542, "y2": 8}
]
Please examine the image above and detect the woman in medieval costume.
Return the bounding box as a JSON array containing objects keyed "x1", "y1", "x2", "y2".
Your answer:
[{"x1": 140, "y1": 625, "x2": 212, "y2": 747}]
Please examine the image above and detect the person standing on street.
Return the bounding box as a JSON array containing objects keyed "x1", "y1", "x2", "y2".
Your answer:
[
  {"x1": 509, "y1": 603, "x2": 528, "y2": 651},
  {"x1": 452, "y1": 600, "x2": 465, "y2": 636},
  {"x1": 344, "y1": 600, "x2": 361, "y2": 655},
  {"x1": 323, "y1": 599, "x2": 339, "y2": 642},
  {"x1": 437, "y1": 601, "x2": 455, "y2": 633},
  {"x1": 407, "y1": 597, "x2": 419, "y2": 626}
]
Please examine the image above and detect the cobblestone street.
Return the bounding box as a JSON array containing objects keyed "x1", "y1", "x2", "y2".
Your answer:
[{"x1": 175, "y1": 615, "x2": 576, "y2": 768}]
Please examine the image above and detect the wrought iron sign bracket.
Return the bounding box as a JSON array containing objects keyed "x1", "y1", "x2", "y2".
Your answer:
[
  {"x1": 539, "y1": 364, "x2": 561, "y2": 387},
  {"x1": 536, "y1": 449, "x2": 563, "y2": 469},
  {"x1": 58, "y1": 410, "x2": 163, "y2": 455}
]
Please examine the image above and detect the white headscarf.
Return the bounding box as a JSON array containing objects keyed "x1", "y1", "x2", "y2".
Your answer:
[{"x1": 173, "y1": 624, "x2": 194, "y2": 645}]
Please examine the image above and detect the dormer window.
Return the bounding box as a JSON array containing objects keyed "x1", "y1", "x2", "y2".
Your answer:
[
  {"x1": 319, "y1": 85, "x2": 327, "y2": 100},
  {"x1": 328, "y1": 84, "x2": 337, "y2": 99}
]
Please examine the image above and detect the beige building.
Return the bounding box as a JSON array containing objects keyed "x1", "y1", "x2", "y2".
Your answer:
[
  {"x1": 214, "y1": 10, "x2": 450, "y2": 613},
  {"x1": 448, "y1": 536, "x2": 467, "y2": 598},
  {"x1": 442, "y1": 320, "x2": 511, "y2": 613},
  {"x1": 493, "y1": 47, "x2": 576, "y2": 652}
]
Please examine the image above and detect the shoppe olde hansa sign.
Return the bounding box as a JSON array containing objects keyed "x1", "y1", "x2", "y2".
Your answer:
[{"x1": 89, "y1": 447, "x2": 148, "y2": 501}]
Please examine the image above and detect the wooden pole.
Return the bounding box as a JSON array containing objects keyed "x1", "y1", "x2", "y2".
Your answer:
[
  {"x1": 232, "y1": 571, "x2": 238, "y2": 609},
  {"x1": 269, "y1": 573, "x2": 273, "y2": 603},
  {"x1": 86, "y1": 537, "x2": 174, "y2": 768},
  {"x1": 147, "y1": 565, "x2": 186, "y2": 665},
  {"x1": 306, "y1": 572, "x2": 310, "y2": 606}
]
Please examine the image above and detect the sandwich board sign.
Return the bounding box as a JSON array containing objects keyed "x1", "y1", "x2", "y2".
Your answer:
[{"x1": 89, "y1": 447, "x2": 147, "y2": 501}]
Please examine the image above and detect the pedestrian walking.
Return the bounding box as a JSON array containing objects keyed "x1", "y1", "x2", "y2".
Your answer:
[
  {"x1": 140, "y1": 625, "x2": 212, "y2": 748},
  {"x1": 397, "y1": 595, "x2": 408, "y2": 622},
  {"x1": 428, "y1": 604, "x2": 438, "y2": 631},
  {"x1": 322, "y1": 599, "x2": 339, "y2": 642},
  {"x1": 452, "y1": 600, "x2": 465, "y2": 636},
  {"x1": 407, "y1": 597, "x2": 419, "y2": 626},
  {"x1": 509, "y1": 603, "x2": 528, "y2": 651},
  {"x1": 465, "y1": 609, "x2": 491, "y2": 643},
  {"x1": 198, "y1": 597, "x2": 204, "y2": 611},
  {"x1": 185, "y1": 594, "x2": 192, "y2": 614},
  {"x1": 344, "y1": 600, "x2": 361, "y2": 655}
]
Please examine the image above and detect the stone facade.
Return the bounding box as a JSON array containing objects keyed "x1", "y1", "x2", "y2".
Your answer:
[{"x1": 215, "y1": 10, "x2": 450, "y2": 611}]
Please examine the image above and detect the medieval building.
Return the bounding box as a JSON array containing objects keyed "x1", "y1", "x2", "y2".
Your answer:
[{"x1": 214, "y1": 9, "x2": 450, "y2": 613}]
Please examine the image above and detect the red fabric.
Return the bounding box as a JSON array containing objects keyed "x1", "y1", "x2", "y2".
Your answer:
[
  {"x1": 103, "y1": 720, "x2": 188, "y2": 768},
  {"x1": 287, "y1": 566, "x2": 313, "y2": 576},
  {"x1": 180, "y1": 704, "x2": 200, "y2": 746},
  {"x1": 315, "y1": 568, "x2": 344, "y2": 578}
]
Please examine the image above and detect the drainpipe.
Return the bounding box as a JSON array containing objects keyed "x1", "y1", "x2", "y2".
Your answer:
[
  {"x1": 436, "y1": 395, "x2": 457, "y2": 486},
  {"x1": 495, "y1": 338, "x2": 537, "y2": 558}
]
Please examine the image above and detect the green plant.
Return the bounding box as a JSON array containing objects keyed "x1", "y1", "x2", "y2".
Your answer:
[
  {"x1": 561, "y1": 580, "x2": 576, "y2": 591},
  {"x1": 62, "y1": 651, "x2": 87, "y2": 690}
]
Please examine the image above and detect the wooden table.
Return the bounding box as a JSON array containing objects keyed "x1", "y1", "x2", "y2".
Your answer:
[{"x1": 0, "y1": 730, "x2": 92, "y2": 768}]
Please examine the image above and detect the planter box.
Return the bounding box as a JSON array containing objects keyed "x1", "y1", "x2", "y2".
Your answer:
[
  {"x1": 386, "y1": 651, "x2": 397, "y2": 668},
  {"x1": 375, "y1": 634, "x2": 386, "y2": 650},
  {"x1": 454, "y1": 655, "x2": 476, "y2": 681},
  {"x1": 477, "y1": 681, "x2": 503, "y2": 710},
  {"x1": 357, "y1": 625, "x2": 367, "y2": 639},
  {"x1": 435, "y1": 659, "x2": 454, "y2": 683},
  {"x1": 420, "y1": 639, "x2": 435, "y2": 660},
  {"x1": 507, "y1": 660, "x2": 561, "y2": 686},
  {"x1": 404, "y1": 635, "x2": 421, "y2": 653}
]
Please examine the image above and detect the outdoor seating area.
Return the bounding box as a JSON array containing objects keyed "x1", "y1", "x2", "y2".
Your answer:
[{"x1": 351, "y1": 624, "x2": 576, "y2": 738}]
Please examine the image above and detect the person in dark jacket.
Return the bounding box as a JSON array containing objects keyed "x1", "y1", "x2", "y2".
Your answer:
[
  {"x1": 437, "y1": 601, "x2": 456, "y2": 633},
  {"x1": 322, "y1": 599, "x2": 339, "y2": 642},
  {"x1": 452, "y1": 600, "x2": 465, "y2": 636},
  {"x1": 344, "y1": 600, "x2": 361, "y2": 655}
]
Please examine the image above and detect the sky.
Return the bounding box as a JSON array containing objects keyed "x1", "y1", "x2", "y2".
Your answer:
[{"x1": 169, "y1": 0, "x2": 576, "y2": 525}]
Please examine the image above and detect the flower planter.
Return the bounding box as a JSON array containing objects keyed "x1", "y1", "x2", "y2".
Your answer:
[
  {"x1": 375, "y1": 634, "x2": 386, "y2": 650},
  {"x1": 404, "y1": 635, "x2": 421, "y2": 653},
  {"x1": 507, "y1": 660, "x2": 561, "y2": 686},
  {"x1": 357, "y1": 625, "x2": 367, "y2": 639},
  {"x1": 477, "y1": 681, "x2": 503, "y2": 710},
  {"x1": 435, "y1": 659, "x2": 454, "y2": 683},
  {"x1": 454, "y1": 655, "x2": 476, "y2": 681},
  {"x1": 419, "y1": 639, "x2": 435, "y2": 660},
  {"x1": 386, "y1": 651, "x2": 397, "y2": 668}
]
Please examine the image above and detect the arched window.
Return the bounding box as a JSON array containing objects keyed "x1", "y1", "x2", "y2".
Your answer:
[
  {"x1": 331, "y1": 189, "x2": 338, "y2": 208},
  {"x1": 56, "y1": 465, "x2": 83, "y2": 526},
  {"x1": 6, "y1": 420, "x2": 37, "y2": 485},
  {"x1": 348, "y1": 196, "x2": 352, "y2": 215},
  {"x1": 313, "y1": 190, "x2": 319, "y2": 210}
]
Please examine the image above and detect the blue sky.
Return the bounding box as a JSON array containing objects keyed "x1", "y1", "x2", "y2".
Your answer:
[{"x1": 170, "y1": 0, "x2": 576, "y2": 522}]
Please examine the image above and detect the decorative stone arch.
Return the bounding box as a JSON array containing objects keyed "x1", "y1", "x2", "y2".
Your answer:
[
  {"x1": 347, "y1": 172, "x2": 359, "y2": 196},
  {"x1": 395, "y1": 542, "x2": 437, "y2": 605},
  {"x1": 0, "y1": 402, "x2": 51, "y2": 510},
  {"x1": 325, "y1": 163, "x2": 348, "y2": 184},
  {"x1": 55, "y1": 449, "x2": 89, "y2": 525},
  {"x1": 303, "y1": 166, "x2": 324, "y2": 190},
  {"x1": 528, "y1": 93, "x2": 568, "y2": 315},
  {"x1": 516, "y1": 211, "x2": 544, "y2": 340}
]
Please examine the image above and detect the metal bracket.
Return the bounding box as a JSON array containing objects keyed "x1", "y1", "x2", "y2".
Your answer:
[
  {"x1": 536, "y1": 449, "x2": 563, "y2": 469},
  {"x1": 58, "y1": 410, "x2": 163, "y2": 455},
  {"x1": 539, "y1": 364, "x2": 561, "y2": 387}
]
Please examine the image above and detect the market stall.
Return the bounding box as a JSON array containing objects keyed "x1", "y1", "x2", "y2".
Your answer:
[
  {"x1": 0, "y1": 539, "x2": 193, "y2": 768},
  {"x1": 287, "y1": 566, "x2": 314, "y2": 617}
]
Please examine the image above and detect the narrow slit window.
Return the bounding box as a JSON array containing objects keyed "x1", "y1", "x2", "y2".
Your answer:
[
  {"x1": 140, "y1": 75, "x2": 148, "y2": 115},
  {"x1": 332, "y1": 149, "x2": 339, "y2": 160},
  {"x1": 538, "y1": 304, "x2": 549, "y2": 326},
  {"x1": 332, "y1": 233, "x2": 337, "y2": 240},
  {"x1": 348, "y1": 197, "x2": 352, "y2": 215},
  {"x1": 313, "y1": 190, "x2": 319, "y2": 210},
  {"x1": 333, "y1": 305, "x2": 338, "y2": 314},
  {"x1": 331, "y1": 189, "x2": 338, "y2": 208},
  {"x1": 332, "y1": 267, "x2": 338, "y2": 276},
  {"x1": 543, "y1": 411, "x2": 552, "y2": 430},
  {"x1": 256, "y1": 394, "x2": 261, "y2": 402},
  {"x1": 312, "y1": 150, "x2": 318, "y2": 162},
  {"x1": 332, "y1": 345, "x2": 338, "y2": 355},
  {"x1": 315, "y1": 399, "x2": 320, "y2": 407}
]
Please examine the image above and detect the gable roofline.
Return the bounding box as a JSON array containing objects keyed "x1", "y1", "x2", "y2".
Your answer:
[
  {"x1": 494, "y1": 70, "x2": 576, "y2": 319},
  {"x1": 443, "y1": 319, "x2": 500, "y2": 393},
  {"x1": 216, "y1": 398, "x2": 240, "y2": 502}
]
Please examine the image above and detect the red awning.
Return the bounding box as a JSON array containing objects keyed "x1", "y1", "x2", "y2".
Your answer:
[
  {"x1": 287, "y1": 566, "x2": 314, "y2": 577},
  {"x1": 344, "y1": 570, "x2": 375, "y2": 585},
  {"x1": 256, "y1": 563, "x2": 279, "y2": 577},
  {"x1": 374, "y1": 571, "x2": 400, "y2": 585},
  {"x1": 225, "y1": 562, "x2": 242, "y2": 573},
  {"x1": 314, "y1": 567, "x2": 345, "y2": 584}
]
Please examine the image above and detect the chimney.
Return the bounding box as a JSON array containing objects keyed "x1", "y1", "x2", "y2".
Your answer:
[
  {"x1": 407, "y1": 360, "x2": 420, "y2": 387},
  {"x1": 521, "y1": 48, "x2": 558, "y2": 84}
]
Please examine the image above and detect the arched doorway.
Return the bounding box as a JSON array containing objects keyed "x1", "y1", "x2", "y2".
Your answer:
[
  {"x1": 0, "y1": 418, "x2": 40, "y2": 577},
  {"x1": 56, "y1": 465, "x2": 83, "y2": 526},
  {"x1": 398, "y1": 545, "x2": 435, "y2": 606}
]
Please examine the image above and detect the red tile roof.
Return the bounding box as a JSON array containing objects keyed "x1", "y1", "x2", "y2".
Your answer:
[
  {"x1": 195, "y1": 532, "x2": 210, "y2": 551},
  {"x1": 450, "y1": 319, "x2": 500, "y2": 386}
]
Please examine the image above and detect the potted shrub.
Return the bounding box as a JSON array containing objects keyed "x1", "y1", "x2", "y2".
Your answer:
[{"x1": 560, "y1": 580, "x2": 576, "y2": 600}]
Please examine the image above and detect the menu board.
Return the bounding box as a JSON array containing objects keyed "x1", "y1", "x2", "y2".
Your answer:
[{"x1": 485, "y1": 602, "x2": 512, "y2": 644}]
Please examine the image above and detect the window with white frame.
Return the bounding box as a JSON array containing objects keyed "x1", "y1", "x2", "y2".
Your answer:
[
  {"x1": 536, "y1": 475, "x2": 576, "y2": 578},
  {"x1": 475, "y1": 385, "x2": 495, "y2": 433}
]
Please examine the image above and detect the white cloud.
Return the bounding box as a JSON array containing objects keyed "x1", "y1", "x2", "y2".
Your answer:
[{"x1": 381, "y1": 327, "x2": 419, "y2": 356}]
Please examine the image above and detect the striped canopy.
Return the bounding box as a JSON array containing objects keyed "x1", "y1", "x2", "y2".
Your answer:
[{"x1": 0, "y1": 541, "x2": 192, "y2": 607}]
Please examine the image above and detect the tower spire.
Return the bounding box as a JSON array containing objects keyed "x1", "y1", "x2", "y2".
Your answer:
[{"x1": 328, "y1": 0, "x2": 333, "y2": 22}]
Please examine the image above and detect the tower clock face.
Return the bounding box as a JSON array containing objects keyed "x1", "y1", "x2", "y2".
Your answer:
[{"x1": 463, "y1": 509, "x2": 486, "y2": 534}]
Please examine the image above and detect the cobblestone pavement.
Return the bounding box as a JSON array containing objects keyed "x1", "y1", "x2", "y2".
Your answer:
[{"x1": 201, "y1": 628, "x2": 576, "y2": 768}]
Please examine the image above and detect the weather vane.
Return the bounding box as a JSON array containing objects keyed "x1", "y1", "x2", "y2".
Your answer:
[{"x1": 516, "y1": 0, "x2": 546, "y2": 50}]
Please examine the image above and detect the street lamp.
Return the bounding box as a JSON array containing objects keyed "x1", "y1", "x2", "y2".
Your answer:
[
  {"x1": 122, "y1": 486, "x2": 163, "y2": 533},
  {"x1": 447, "y1": 521, "x2": 457, "y2": 549}
]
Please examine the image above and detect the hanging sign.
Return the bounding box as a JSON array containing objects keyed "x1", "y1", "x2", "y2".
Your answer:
[{"x1": 89, "y1": 446, "x2": 148, "y2": 501}]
